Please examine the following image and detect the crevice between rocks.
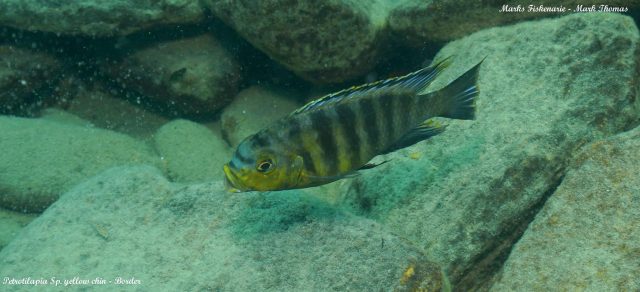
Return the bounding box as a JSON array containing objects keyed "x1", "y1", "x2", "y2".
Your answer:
[{"x1": 454, "y1": 172, "x2": 565, "y2": 292}]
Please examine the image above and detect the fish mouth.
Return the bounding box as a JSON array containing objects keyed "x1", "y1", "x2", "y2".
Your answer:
[{"x1": 223, "y1": 164, "x2": 246, "y2": 193}]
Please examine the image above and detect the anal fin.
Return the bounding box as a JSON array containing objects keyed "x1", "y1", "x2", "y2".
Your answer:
[
  {"x1": 306, "y1": 173, "x2": 360, "y2": 185},
  {"x1": 359, "y1": 160, "x2": 390, "y2": 170},
  {"x1": 383, "y1": 119, "x2": 447, "y2": 154}
]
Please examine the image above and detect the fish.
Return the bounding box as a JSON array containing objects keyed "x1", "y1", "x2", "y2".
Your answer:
[{"x1": 223, "y1": 57, "x2": 483, "y2": 192}]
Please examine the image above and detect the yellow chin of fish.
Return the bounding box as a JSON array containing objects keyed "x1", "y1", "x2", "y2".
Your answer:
[
  {"x1": 223, "y1": 163, "x2": 300, "y2": 192},
  {"x1": 223, "y1": 164, "x2": 245, "y2": 193}
]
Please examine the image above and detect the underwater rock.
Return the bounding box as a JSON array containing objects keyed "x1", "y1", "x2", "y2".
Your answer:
[
  {"x1": 0, "y1": 46, "x2": 62, "y2": 116},
  {"x1": 105, "y1": 34, "x2": 240, "y2": 117},
  {"x1": 0, "y1": 116, "x2": 159, "y2": 213},
  {"x1": 220, "y1": 86, "x2": 301, "y2": 147},
  {"x1": 61, "y1": 85, "x2": 170, "y2": 140},
  {"x1": 39, "y1": 108, "x2": 94, "y2": 127},
  {"x1": 491, "y1": 125, "x2": 640, "y2": 291},
  {"x1": 205, "y1": 0, "x2": 390, "y2": 84},
  {"x1": 154, "y1": 119, "x2": 231, "y2": 183},
  {"x1": 0, "y1": 208, "x2": 36, "y2": 251},
  {"x1": 0, "y1": 166, "x2": 449, "y2": 291},
  {"x1": 335, "y1": 12, "x2": 639, "y2": 288},
  {"x1": 0, "y1": 0, "x2": 203, "y2": 36},
  {"x1": 388, "y1": 0, "x2": 636, "y2": 46}
]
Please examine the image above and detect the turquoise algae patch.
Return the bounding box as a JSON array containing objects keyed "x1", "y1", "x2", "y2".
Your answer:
[
  {"x1": 0, "y1": 166, "x2": 448, "y2": 291},
  {"x1": 230, "y1": 191, "x2": 342, "y2": 238}
]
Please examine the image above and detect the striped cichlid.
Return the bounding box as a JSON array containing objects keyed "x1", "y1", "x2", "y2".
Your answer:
[{"x1": 223, "y1": 57, "x2": 483, "y2": 192}]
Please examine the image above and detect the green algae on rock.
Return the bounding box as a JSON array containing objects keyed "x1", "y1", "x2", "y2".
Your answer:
[
  {"x1": 154, "y1": 119, "x2": 231, "y2": 183},
  {"x1": 330, "y1": 12, "x2": 640, "y2": 288},
  {"x1": 0, "y1": 166, "x2": 448, "y2": 291},
  {"x1": 0, "y1": 116, "x2": 160, "y2": 213},
  {"x1": 491, "y1": 125, "x2": 640, "y2": 291}
]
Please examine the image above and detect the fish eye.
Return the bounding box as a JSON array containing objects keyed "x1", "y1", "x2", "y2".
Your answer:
[{"x1": 256, "y1": 159, "x2": 274, "y2": 173}]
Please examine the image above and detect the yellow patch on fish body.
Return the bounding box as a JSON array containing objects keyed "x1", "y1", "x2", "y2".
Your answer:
[
  {"x1": 223, "y1": 57, "x2": 483, "y2": 192},
  {"x1": 223, "y1": 149, "x2": 304, "y2": 192}
]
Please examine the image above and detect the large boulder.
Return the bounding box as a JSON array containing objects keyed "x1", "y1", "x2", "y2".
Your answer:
[
  {"x1": 205, "y1": 0, "x2": 391, "y2": 84},
  {"x1": 106, "y1": 34, "x2": 240, "y2": 117},
  {"x1": 0, "y1": 116, "x2": 159, "y2": 212},
  {"x1": 389, "y1": 0, "x2": 636, "y2": 46},
  {"x1": 490, "y1": 125, "x2": 640, "y2": 291},
  {"x1": 0, "y1": 46, "x2": 61, "y2": 116},
  {"x1": 0, "y1": 0, "x2": 204, "y2": 36},
  {"x1": 0, "y1": 166, "x2": 449, "y2": 291},
  {"x1": 153, "y1": 119, "x2": 231, "y2": 183},
  {"x1": 59, "y1": 85, "x2": 170, "y2": 139},
  {"x1": 39, "y1": 108, "x2": 95, "y2": 127},
  {"x1": 333, "y1": 12, "x2": 639, "y2": 288}
]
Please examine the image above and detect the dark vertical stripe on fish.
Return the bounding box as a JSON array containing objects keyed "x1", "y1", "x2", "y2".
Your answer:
[
  {"x1": 286, "y1": 118, "x2": 316, "y2": 175},
  {"x1": 359, "y1": 98, "x2": 379, "y2": 154},
  {"x1": 371, "y1": 97, "x2": 387, "y2": 152},
  {"x1": 351, "y1": 101, "x2": 368, "y2": 165},
  {"x1": 381, "y1": 95, "x2": 395, "y2": 144},
  {"x1": 397, "y1": 93, "x2": 414, "y2": 135},
  {"x1": 405, "y1": 94, "x2": 417, "y2": 127},
  {"x1": 310, "y1": 110, "x2": 338, "y2": 175},
  {"x1": 335, "y1": 103, "x2": 361, "y2": 169},
  {"x1": 252, "y1": 131, "x2": 270, "y2": 148}
]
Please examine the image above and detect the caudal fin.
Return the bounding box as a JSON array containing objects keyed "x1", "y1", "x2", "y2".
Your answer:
[{"x1": 437, "y1": 59, "x2": 483, "y2": 120}]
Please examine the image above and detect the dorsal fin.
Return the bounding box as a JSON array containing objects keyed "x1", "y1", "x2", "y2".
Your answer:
[{"x1": 291, "y1": 56, "x2": 452, "y2": 115}]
